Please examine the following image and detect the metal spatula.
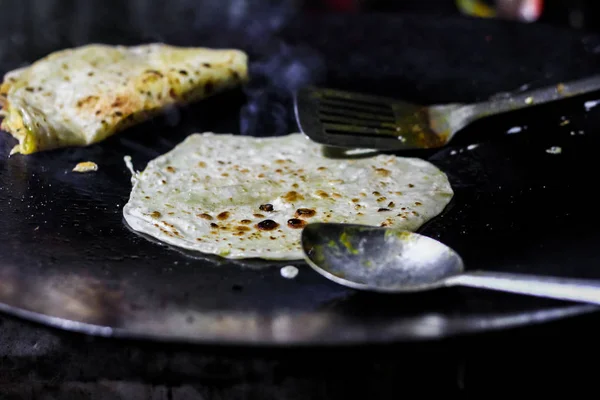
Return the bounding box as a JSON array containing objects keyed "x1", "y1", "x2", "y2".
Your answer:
[{"x1": 294, "y1": 75, "x2": 600, "y2": 151}]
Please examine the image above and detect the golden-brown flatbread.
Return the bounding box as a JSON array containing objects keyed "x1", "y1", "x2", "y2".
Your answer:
[{"x1": 0, "y1": 43, "x2": 248, "y2": 155}]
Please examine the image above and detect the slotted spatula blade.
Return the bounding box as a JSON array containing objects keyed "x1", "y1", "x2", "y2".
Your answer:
[
  {"x1": 294, "y1": 86, "x2": 461, "y2": 151},
  {"x1": 294, "y1": 75, "x2": 600, "y2": 151}
]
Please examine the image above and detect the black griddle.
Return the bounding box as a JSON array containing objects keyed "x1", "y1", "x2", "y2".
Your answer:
[{"x1": 2, "y1": 9, "x2": 600, "y2": 345}]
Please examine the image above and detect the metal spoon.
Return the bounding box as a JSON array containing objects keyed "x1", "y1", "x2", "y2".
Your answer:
[{"x1": 301, "y1": 223, "x2": 600, "y2": 304}]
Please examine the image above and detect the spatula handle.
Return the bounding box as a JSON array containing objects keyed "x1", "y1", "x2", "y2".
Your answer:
[
  {"x1": 445, "y1": 270, "x2": 600, "y2": 305},
  {"x1": 473, "y1": 74, "x2": 600, "y2": 118}
]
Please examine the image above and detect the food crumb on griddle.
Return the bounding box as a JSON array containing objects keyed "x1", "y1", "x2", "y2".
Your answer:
[
  {"x1": 72, "y1": 161, "x2": 98, "y2": 172},
  {"x1": 280, "y1": 265, "x2": 299, "y2": 279},
  {"x1": 545, "y1": 146, "x2": 562, "y2": 155}
]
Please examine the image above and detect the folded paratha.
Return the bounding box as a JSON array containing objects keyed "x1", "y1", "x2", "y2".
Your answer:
[{"x1": 0, "y1": 43, "x2": 248, "y2": 155}]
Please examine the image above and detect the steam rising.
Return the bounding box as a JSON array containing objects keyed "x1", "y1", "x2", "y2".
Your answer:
[
  {"x1": 0, "y1": 0, "x2": 326, "y2": 137},
  {"x1": 242, "y1": 41, "x2": 326, "y2": 136}
]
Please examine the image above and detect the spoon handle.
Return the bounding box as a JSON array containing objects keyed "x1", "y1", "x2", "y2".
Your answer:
[{"x1": 445, "y1": 271, "x2": 600, "y2": 305}]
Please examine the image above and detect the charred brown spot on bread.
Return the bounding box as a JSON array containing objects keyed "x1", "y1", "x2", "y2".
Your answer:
[
  {"x1": 287, "y1": 218, "x2": 307, "y2": 229},
  {"x1": 259, "y1": 204, "x2": 274, "y2": 212},
  {"x1": 295, "y1": 208, "x2": 316, "y2": 218},
  {"x1": 111, "y1": 97, "x2": 126, "y2": 108},
  {"x1": 256, "y1": 219, "x2": 279, "y2": 231},
  {"x1": 144, "y1": 69, "x2": 163, "y2": 78},
  {"x1": 375, "y1": 168, "x2": 391, "y2": 177},
  {"x1": 217, "y1": 211, "x2": 230, "y2": 220},
  {"x1": 283, "y1": 191, "x2": 304, "y2": 202},
  {"x1": 316, "y1": 190, "x2": 329, "y2": 198},
  {"x1": 76, "y1": 95, "x2": 100, "y2": 108}
]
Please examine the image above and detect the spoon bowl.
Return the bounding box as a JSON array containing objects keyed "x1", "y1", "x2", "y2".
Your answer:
[
  {"x1": 301, "y1": 223, "x2": 464, "y2": 293},
  {"x1": 301, "y1": 222, "x2": 600, "y2": 305}
]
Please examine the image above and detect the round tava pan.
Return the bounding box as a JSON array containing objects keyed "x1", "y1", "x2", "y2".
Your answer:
[{"x1": 1, "y1": 9, "x2": 600, "y2": 345}]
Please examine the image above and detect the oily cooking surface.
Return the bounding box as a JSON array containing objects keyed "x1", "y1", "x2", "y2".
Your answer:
[
  {"x1": 1, "y1": 9, "x2": 600, "y2": 344},
  {"x1": 0, "y1": 43, "x2": 248, "y2": 155},
  {"x1": 123, "y1": 133, "x2": 453, "y2": 260}
]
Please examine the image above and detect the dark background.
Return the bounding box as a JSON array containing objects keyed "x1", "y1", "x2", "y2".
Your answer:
[{"x1": 2, "y1": 0, "x2": 600, "y2": 398}]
